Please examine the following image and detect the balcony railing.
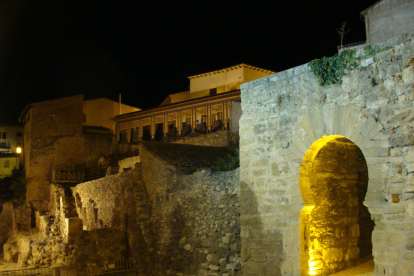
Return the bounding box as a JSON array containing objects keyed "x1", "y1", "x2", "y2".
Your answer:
[
  {"x1": 0, "y1": 142, "x2": 11, "y2": 153},
  {"x1": 52, "y1": 166, "x2": 108, "y2": 184},
  {"x1": 52, "y1": 169, "x2": 85, "y2": 184}
]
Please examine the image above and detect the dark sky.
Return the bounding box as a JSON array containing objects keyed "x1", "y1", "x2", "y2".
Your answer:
[{"x1": 0, "y1": 0, "x2": 379, "y2": 124}]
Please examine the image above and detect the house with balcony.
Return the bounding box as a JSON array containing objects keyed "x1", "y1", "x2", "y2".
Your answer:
[
  {"x1": 0, "y1": 124, "x2": 23, "y2": 178},
  {"x1": 113, "y1": 64, "x2": 275, "y2": 149}
]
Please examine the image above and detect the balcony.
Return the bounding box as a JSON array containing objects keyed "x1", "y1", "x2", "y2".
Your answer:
[
  {"x1": 52, "y1": 166, "x2": 111, "y2": 184},
  {"x1": 0, "y1": 142, "x2": 11, "y2": 153}
]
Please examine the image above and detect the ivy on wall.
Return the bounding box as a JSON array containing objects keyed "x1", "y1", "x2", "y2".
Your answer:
[{"x1": 308, "y1": 45, "x2": 392, "y2": 86}]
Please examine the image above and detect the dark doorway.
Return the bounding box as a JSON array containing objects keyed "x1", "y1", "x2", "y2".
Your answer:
[{"x1": 142, "y1": 125, "x2": 151, "y2": 141}]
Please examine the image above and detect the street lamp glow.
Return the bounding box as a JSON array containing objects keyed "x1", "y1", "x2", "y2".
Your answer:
[{"x1": 16, "y1": 147, "x2": 22, "y2": 154}]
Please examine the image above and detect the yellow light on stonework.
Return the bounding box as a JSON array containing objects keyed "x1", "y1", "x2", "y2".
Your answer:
[
  {"x1": 16, "y1": 147, "x2": 22, "y2": 154},
  {"x1": 309, "y1": 261, "x2": 322, "y2": 275}
]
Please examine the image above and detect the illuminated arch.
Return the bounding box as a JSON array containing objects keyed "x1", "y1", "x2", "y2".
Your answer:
[{"x1": 299, "y1": 135, "x2": 372, "y2": 275}]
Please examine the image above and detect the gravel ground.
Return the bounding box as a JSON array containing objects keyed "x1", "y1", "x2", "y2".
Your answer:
[{"x1": 330, "y1": 257, "x2": 375, "y2": 276}]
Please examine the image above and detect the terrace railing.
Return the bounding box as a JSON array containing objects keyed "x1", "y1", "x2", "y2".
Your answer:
[
  {"x1": 52, "y1": 166, "x2": 107, "y2": 184},
  {"x1": 52, "y1": 169, "x2": 85, "y2": 184}
]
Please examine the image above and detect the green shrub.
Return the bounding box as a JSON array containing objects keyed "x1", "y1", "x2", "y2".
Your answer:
[
  {"x1": 308, "y1": 50, "x2": 357, "y2": 86},
  {"x1": 213, "y1": 149, "x2": 239, "y2": 171},
  {"x1": 0, "y1": 168, "x2": 27, "y2": 204},
  {"x1": 9, "y1": 176, "x2": 27, "y2": 204},
  {"x1": 308, "y1": 45, "x2": 392, "y2": 86}
]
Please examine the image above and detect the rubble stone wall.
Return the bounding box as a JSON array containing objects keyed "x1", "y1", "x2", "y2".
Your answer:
[
  {"x1": 0, "y1": 203, "x2": 14, "y2": 253},
  {"x1": 148, "y1": 168, "x2": 241, "y2": 275},
  {"x1": 72, "y1": 148, "x2": 241, "y2": 276},
  {"x1": 118, "y1": 156, "x2": 140, "y2": 172},
  {"x1": 239, "y1": 34, "x2": 414, "y2": 275},
  {"x1": 174, "y1": 130, "x2": 231, "y2": 147},
  {"x1": 72, "y1": 170, "x2": 136, "y2": 231}
]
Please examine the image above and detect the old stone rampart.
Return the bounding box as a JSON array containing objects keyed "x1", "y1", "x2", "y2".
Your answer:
[
  {"x1": 148, "y1": 168, "x2": 241, "y2": 275},
  {"x1": 239, "y1": 33, "x2": 414, "y2": 275},
  {"x1": 68, "y1": 143, "x2": 241, "y2": 276},
  {"x1": 72, "y1": 170, "x2": 136, "y2": 231}
]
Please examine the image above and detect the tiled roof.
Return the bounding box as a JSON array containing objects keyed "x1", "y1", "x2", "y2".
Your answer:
[{"x1": 187, "y1": 63, "x2": 275, "y2": 79}]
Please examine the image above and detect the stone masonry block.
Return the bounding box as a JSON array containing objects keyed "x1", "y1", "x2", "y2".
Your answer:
[
  {"x1": 384, "y1": 203, "x2": 405, "y2": 214},
  {"x1": 363, "y1": 147, "x2": 390, "y2": 157},
  {"x1": 65, "y1": 218, "x2": 83, "y2": 242}
]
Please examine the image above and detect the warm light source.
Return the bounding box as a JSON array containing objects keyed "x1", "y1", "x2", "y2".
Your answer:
[{"x1": 16, "y1": 147, "x2": 22, "y2": 154}]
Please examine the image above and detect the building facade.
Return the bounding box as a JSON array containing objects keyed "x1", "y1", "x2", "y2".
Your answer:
[
  {"x1": 0, "y1": 124, "x2": 23, "y2": 178},
  {"x1": 361, "y1": 0, "x2": 414, "y2": 45},
  {"x1": 114, "y1": 64, "x2": 275, "y2": 145},
  {"x1": 83, "y1": 97, "x2": 140, "y2": 132},
  {"x1": 19, "y1": 95, "x2": 139, "y2": 212}
]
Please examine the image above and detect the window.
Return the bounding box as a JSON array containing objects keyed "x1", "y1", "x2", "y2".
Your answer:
[
  {"x1": 1, "y1": 132, "x2": 6, "y2": 139},
  {"x1": 119, "y1": 131, "x2": 128, "y2": 143},
  {"x1": 131, "y1": 128, "x2": 139, "y2": 143},
  {"x1": 4, "y1": 160, "x2": 9, "y2": 168},
  {"x1": 213, "y1": 112, "x2": 223, "y2": 122},
  {"x1": 17, "y1": 132, "x2": 22, "y2": 138},
  {"x1": 209, "y1": 88, "x2": 217, "y2": 96},
  {"x1": 168, "y1": 121, "x2": 176, "y2": 130}
]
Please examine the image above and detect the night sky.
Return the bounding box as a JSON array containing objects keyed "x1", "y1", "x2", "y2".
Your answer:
[{"x1": 0, "y1": 0, "x2": 379, "y2": 125}]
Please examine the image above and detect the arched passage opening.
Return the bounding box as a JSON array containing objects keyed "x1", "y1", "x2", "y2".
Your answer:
[{"x1": 299, "y1": 135, "x2": 374, "y2": 275}]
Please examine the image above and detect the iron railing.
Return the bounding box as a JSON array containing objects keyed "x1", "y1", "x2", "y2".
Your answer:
[
  {"x1": 53, "y1": 169, "x2": 85, "y2": 183},
  {"x1": 0, "y1": 267, "x2": 50, "y2": 276},
  {"x1": 87, "y1": 258, "x2": 135, "y2": 276},
  {"x1": 52, "y1": 166, "x2": 107, "y2": 184}
]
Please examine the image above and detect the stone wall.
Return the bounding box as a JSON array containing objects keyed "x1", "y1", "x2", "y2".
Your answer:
[
  {"x1": 72, "y1": 170, "x2": 136, "y2": 231},
  {"x1": 26, "y1": 133, "x2": 116, "y2": 211},
  {"x1": 0, "y1": 203, "x2": 14, "y2": 253},
  {"x1": 70, "y1": 145, "x2": 241, "y2": 276},
  {"x1": 174, "y1": 130, "x2": 231, "y2": 147},
  {"x1": 362, "y1": 0, "x2": 414, "y2": 45},
  {"x1": 29, "y1": 95, "x2": 84, "y2": 138},
  {"x1": 148, "y1": 168, "x2": 241, "y2": 275},
  {"x1": 23, "y1": 95, "x2": 117, "y2": 212},
  {"x1": 239, "y1": 34, "x2": 414, "y2": 275},
  {"x1": 230, "y1": 101, "x2": 242, "y2": 135},
  {"x1": 118, "y1": 156, "x2": 140, "y2": 172}
]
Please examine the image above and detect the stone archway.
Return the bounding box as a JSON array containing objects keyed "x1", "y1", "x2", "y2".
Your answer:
[{"x1": 299, "y1": 135, "x2": 374, "y2": 276}]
